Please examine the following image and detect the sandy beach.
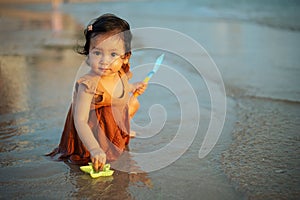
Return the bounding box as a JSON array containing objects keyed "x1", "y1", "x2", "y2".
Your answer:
[{"x1": 1, "y1": 0, "x2": 299, "y2": 199}]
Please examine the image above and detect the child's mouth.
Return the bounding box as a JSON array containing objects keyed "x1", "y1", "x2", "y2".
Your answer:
[{"x1": 99, "y1": 68, "x2": 110, "y2": 71}]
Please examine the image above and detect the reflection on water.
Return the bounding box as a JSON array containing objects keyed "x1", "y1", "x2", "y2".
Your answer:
[
  {"x1": 68, "y1": 161, "x2": 152, "y2": 199},
  {"x1": 0, "y1": 56, "x2": 29, "y2": 114},
  {"x1": 0, "y1": 4, "x2": 156, "y2": 199},
  {"x1": 0, "y1": 117, "x2": 31, "y2": 153},
  {"x1": 51, "y1": 8, "x2": 63, "y2": 36}
]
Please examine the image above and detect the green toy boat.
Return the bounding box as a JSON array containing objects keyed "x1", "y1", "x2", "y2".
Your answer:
[{"x1": 80, "y1": 163, "x2": 114, "y2": 178}]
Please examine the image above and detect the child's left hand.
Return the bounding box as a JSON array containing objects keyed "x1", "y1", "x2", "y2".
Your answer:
[{"x1": 132, "y1": 82, "x2": 148, "y2": 96}]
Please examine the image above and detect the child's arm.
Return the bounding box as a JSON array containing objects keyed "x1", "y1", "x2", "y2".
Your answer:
[
  {"x1": 128, "y1": 82, "x2": 147, "y2": 118},
  {"x1": 74, "y1": 84, "x2": 106, "y2": 171},
  {"x1": 128, "y1": 95, "x2": 140, "y2": 118}
]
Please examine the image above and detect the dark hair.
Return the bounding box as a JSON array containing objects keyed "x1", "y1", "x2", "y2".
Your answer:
[{"x1": 77, "y1": 13, "x2": 132, "y2": 73}]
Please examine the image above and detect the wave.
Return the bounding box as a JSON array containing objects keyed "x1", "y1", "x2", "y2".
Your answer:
[
  {"x1": 192, "y1": 0, "x2": 300, "y2": 31},
  {"x1": 242, "y1": 94, "x2": 300, "y2": 105}
]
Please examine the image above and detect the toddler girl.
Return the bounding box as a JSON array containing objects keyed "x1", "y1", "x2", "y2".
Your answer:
[{"x1": 47, "y1": 13, "x2": 147, "y2": 172}]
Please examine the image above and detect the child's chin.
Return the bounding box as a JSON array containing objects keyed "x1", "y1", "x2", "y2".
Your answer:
[
  {"x1": 99, "y1": 71, "x2": 108, "y2": 75},
  {"x1": 99, "y1": 72, "x2": 112, "y2": 77}
]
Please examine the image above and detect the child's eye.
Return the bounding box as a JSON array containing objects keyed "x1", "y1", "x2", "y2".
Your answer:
[
  {"x1": 93, "y1": 51, "x2": 101, "y2": 56},
  {"x1": 111, "y1": 52, "x2": 118, "y2": 57}
]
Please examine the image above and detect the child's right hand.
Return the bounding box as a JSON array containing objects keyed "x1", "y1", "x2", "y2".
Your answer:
[
  {"x1": 132, "y1": 82, "x2": 148, "y2": 96},
  {"x1": 90, "y1": 148, "x2": 106, "y2": 172}
]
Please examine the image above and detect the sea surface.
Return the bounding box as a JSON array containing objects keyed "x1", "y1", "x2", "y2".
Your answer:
[{"x1": 0, "y1": 0, "x2": 299, "y2": 199}]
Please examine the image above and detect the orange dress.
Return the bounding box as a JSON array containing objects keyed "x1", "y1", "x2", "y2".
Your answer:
[{"x1": 47, "y1": 69, "x2": 131, "y2": 165}]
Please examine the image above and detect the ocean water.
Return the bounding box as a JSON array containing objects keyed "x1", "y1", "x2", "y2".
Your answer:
[
  {"x1": 58, "y1": 0, "x2": 300, "y2": 102},
  {"x1": 62, "y1": 0, "x2": 300, "y2": 29},
  {"x1": 1, "y1": 0, "x2": 300, "y2": 199},
  {"x1": 19, "y1": 0, "x2": 300, "y2": 31}
]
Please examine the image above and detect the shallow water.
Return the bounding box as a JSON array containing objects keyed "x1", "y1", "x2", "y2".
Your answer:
[
  {"x1": 0, "y1": 3, "x2": 244, "y2": 199},
  {"x1": 1, "y1": 1, "x2": 300, "y2": 199}
]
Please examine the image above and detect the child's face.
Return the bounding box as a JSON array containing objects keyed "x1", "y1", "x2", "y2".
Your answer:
[{"x1": 88, "y1": 33, "x2": 127, "y2": 77}]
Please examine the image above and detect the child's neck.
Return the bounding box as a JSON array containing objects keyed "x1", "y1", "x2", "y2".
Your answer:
[
  {"x1": 100, "y1": 73, "x2": 124, "y2": 98},
  {"x1": 100, "y1": 73, "x2": 118, "y2": 81}
]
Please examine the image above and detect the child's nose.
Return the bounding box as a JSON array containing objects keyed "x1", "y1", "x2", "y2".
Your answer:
[
  {"x1": 100, "y1": 54, "x2": 111, "y2": 65},
  {"x1": 100, "y1": 56, "x2": 106, "y2": 63}
]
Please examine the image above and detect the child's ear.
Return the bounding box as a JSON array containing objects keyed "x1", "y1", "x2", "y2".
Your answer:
[{"x1": 122, "y1": 53, "x2": 131, "y2": 64}]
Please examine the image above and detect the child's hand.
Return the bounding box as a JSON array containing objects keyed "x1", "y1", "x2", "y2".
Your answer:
[
  {"x1": 133, "y1": 82, "x2": 148, "y2": 96},
  {"x1": 90, "y1": 149, "x2": 106, "y2": 172}
]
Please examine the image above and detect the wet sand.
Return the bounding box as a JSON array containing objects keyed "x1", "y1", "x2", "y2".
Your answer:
[
  {"x1": 1, "y1": 1, "x2": 300, "y2": 200},
  {"x1": 222, "y1": 97, "x2": 300, "y2": 199}
]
